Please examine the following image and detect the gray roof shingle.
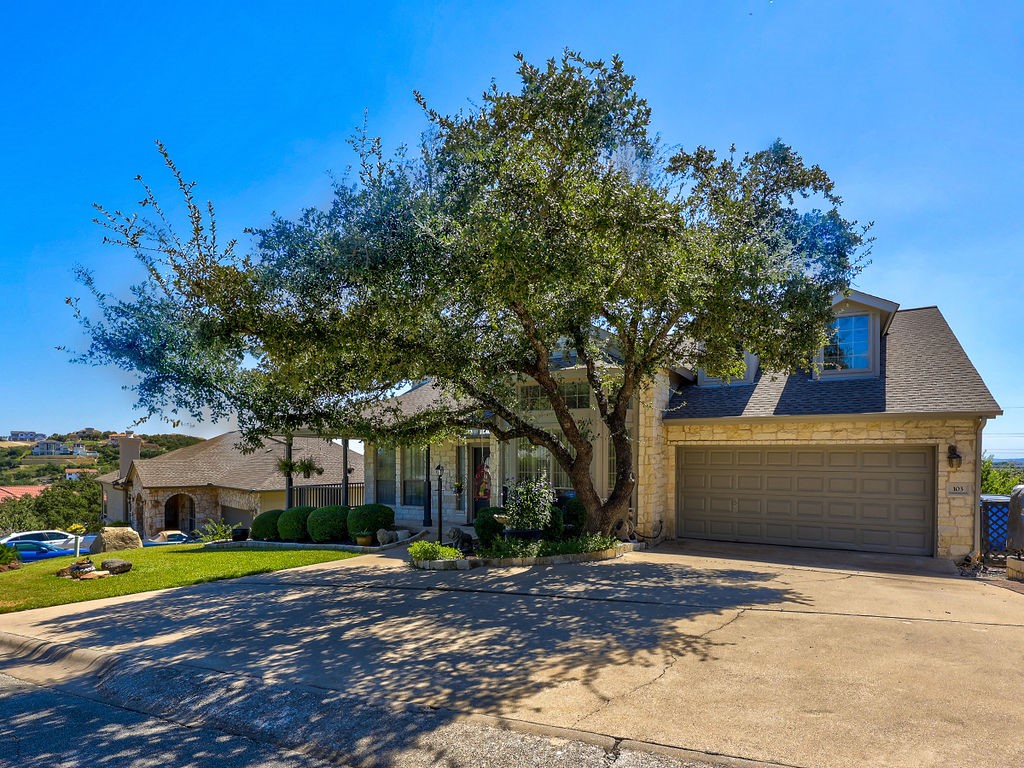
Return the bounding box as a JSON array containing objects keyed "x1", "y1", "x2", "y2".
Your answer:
[
  {"x1": 128, "y1": 432, "x2": 364, "y2": 491},
  {"x1": 665, "y1": 307, "x2": 1001, "y2": 420}
]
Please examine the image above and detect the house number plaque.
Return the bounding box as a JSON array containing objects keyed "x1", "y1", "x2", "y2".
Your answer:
[{"x1": 946, "y1": 483, "x2": 971, "y2": 496}]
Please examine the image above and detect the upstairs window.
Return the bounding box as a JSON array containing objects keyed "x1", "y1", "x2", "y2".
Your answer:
[
  {"x1": 520, "y1": 382, "x2": 591, "y2": 410},
  {"x1": 823, "y1": 315, "x2": 870, "y2": 371}
]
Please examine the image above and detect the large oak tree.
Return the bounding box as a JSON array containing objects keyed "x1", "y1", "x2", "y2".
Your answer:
[{"x1": 75, "y1": 51, "x2": 867, "y2": 535}]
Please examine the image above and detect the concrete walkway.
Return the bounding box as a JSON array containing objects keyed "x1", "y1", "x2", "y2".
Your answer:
[{"x1": 1, "y1": 541, "x2": 1022, "y2": 768}]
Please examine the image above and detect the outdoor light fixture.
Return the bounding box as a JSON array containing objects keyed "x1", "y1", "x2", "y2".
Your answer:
[{"x1": 947, "y1": 445, "x2": 963, "y2": 470}]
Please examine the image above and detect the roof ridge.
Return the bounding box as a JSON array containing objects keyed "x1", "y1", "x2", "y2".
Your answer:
[{"x1": 895, "y1": 305, "x2": 939, "y2": 313}]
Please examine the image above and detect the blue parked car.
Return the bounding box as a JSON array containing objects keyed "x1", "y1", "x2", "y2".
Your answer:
[{"x1": 10, "y1": 540, "x2": 76, "y2": 562}]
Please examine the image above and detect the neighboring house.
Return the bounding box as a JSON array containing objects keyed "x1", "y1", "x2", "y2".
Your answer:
[
  {"x1": 0, "y1": 485, "x2": 48, "y2": 501},
  {"x1": 106, "y1": 432, "x2": 130, "y2": 446},
  {"x1": 97, "y1": 432, "x2": 364, "y2": 537},
  {"x1": 31, "y1": 440, "x2": 72, "y2": 456},
  {"x1": 71, "y1": 443, "x2": 99, "y2": 457},
  {"x1": 65, "y1": 468, "x2": 99, "y2": 481},
  {"x1": 364, "y1": 292, "x2": 1000, "y2": 561},
  {"x1": 8, "y1": 431, "x2": 46, "y2": 442}
]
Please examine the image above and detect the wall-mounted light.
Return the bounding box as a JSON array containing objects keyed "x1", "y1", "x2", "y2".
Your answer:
[{"x1": 947, "y1": 445, "x2": 963, "y2": 470}]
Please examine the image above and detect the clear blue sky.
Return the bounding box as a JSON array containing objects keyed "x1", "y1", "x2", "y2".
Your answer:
[{"x1": 2, "y1": 1, "x2": 1021, "y2": 455}]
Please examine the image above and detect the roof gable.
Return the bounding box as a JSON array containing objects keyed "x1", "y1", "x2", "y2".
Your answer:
[{"x1": 665, "y1": 306, "x2": 1001, "y2": 420}]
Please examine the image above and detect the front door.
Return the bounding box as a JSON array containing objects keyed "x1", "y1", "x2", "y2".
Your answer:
[{"x1": 471, "y1": 446, "x2": 492, "y2": 518}]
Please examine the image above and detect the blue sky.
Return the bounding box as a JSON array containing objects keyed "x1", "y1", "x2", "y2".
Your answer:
[{"x1": 1, "y1": 1, "x2": 1021, "y2": 455}]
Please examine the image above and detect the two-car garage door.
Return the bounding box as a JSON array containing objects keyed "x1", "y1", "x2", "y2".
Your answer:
[{"x1": 676, "y1": 445, "x2": 935, "y2": 555}]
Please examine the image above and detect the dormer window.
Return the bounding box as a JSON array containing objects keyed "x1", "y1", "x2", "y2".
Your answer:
[
  {"x1": 823, "y1": 314, "x2": 870, "y2": 371},
  {"x1": 697, "y1": 351, "x2": 759, "y2": 387}
]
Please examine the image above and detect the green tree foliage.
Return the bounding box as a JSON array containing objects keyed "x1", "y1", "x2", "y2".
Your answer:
[
  {"x1": 0, "y1": 479, "x2": 102, "y2": 535},
  {"x1": 74, "y1": 51, "x2": 867, "y2": 535},
  {"x1": 0, "y1": 497, "x2": 43, "y2": 536},
  {"x1": 33, "y1": 479, "x2": 103, "y2": 531},
  {"x1": 981, "y1": 455, "x2": 1024, "y2": 495}
]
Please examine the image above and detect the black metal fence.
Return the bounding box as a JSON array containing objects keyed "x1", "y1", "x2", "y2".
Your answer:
[
  {"x1": 293, "y1": 483, "x2": 365, "y2": 508},
  {"x1": 981, "y1": 496, "x2": 1010, "y2": 564}
]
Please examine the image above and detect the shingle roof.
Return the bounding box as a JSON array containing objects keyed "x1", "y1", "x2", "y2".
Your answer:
[
  {"x1": 127, "y1": 432, "x2": 365, "y2": 492},
  {"x1": 665, "y1": 307, "x2": 1001, "y2": 420}
]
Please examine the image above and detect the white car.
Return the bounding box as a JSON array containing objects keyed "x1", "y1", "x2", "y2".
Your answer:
[{"x1": 1, "y1": 530, "x2": 79, "y2": 548}]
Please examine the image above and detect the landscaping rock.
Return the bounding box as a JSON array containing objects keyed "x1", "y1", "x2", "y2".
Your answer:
[
  {"x1": 89, "y1": 527, "x2": 143, "y2": 554},
  {"x1": 377, "y1": 529, "x2": 397, "y2": 545},
  {"x1": 79, "y1": 570, "x2": 111, "y2": 580},
  {"x1": 396, "y1": 529, "x2": 411, "y2": 540},
  {"x1": 68, "y1": 558, "x2": 95, "y2": 578},
  {"x1": 101, "y1": 558, "x2": 133, "y2": 575}
]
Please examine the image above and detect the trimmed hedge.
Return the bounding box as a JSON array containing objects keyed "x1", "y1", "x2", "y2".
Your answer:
[
  {"x1": 543, "y1": 505, "x2": 565, "y2": 541},
  {"x1": 308, "y1": 505, "x2": 350, "y2": 543},
  {"x1": 473, "y1": 506, "x2": 504, "y2": 548},
  {"x1": 251, "y1": 509, "x2": 285, "y2": 541},
  {"x1": 278, "y1": 506, "x2": 315, "y2": 541},
  {"x1": 347, "y1": 504, "x2": 395, "y2": 539}
]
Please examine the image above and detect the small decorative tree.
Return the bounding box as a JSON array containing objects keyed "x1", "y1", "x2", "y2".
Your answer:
[{"x1": 503, "y1": 475, "x2": 555, "y2": 531}]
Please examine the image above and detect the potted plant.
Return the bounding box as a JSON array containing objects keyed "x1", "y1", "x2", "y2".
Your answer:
[
  {"x1": 503, "y1": 475, "x2": 554, "y2": 541},
  {"x1": 353, "y1": 530, "x2": 374, "y2": 547}
]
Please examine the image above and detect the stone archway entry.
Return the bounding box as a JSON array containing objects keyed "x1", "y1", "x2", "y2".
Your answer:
[{"x1": 164, "y1": 493, "x2": 196, "y2": 533}]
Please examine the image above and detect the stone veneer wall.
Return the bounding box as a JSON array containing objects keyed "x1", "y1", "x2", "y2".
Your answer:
[
  {"x1": 132, "y1": 485, "x2": 261, "y2": 538},
  {"x1": 635, "y1": 371, "x2": 673, "y2": 539},
  {"x1": 653, "y1": 416, "x2": 983, "y2": 559}
]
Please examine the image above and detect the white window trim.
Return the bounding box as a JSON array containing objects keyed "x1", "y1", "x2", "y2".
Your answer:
[{"x1": 814, "y1": 310, "x2": 880, "y2": 380}]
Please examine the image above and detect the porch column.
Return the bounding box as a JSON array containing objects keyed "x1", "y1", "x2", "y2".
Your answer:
[
  {"x1": 284, "y1": 434, "x2": 294, "y2": 510},
  {"x1": 342, "y1": 438, "x2": 350, "y2": 507},
  {"x1": 422, "y1": 444, "x2": 432, "y2": 527}
]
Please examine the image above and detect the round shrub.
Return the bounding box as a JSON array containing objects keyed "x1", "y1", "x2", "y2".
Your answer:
[
  {"x1": 408, "y1": 540, "x2": 462, "y2": 561},
  {"x1": 561, "y1": 497, "x2": 588, "y2": 533},
  {"x1": 347, "y1": 504, "x2": 395, "y2": 539},
  {"x1": 251, "y1": 509, "x2": 285, "y2": 541},
  {"x1": 473, "y1": 506, "x2": 505, "y2": 548},
  {"x1": 308, "y1": 505, "x2": 350, "y2": 543},
  {"x1": 277, "y1": 506, "x2": 315, "y2": 541}
]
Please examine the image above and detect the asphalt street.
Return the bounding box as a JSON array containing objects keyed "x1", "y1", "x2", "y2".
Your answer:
[{"x1": 0, "y1": 672, "x2": 724, "y2": 768}]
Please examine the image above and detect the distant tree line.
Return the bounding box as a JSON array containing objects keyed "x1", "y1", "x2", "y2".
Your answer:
[{"x1": 981, "y1": 456, "x2": 1024, "y2": 496}]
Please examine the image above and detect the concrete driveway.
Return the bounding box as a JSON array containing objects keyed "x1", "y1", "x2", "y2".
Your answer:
[{"x1": 1, "y1": 542, "x2": 1022, "y2": 768}]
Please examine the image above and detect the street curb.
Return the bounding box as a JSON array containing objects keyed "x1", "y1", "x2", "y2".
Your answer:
[{"x1": 0, "y1": 630, "x2": 778, "y2": 768}]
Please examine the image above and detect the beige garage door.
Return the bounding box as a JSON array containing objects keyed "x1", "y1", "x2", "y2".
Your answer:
[{"x1": 676, "y1": 445, "x2": 935, "y2": 555}]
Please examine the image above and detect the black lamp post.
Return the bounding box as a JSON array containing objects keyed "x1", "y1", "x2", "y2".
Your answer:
[{"x1": 436, "y1": 463, "x2": 444, "y2": 543}]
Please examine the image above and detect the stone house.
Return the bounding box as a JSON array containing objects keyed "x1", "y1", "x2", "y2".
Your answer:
[
  {"x1": 98, "y1": 432, "x2": 364, "y2": 537},
  {"x1": 364, "y1": 292, "x2": 1000, "y2": 560}
]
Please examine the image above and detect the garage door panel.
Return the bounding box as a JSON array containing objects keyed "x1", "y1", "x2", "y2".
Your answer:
[
  {"x1": 827, "y1": 501, "x2": 857, "y2": 519},
  {"x1": 895, "y1": 478, "x2": 928, "y2": 496},
  {"x1": 677, "y1": 445, "x2": 934, "y2": 555},
  {"x1": 736, "y1": 497, "x2": 762, "y2": 515},
  {"x1": 797, "y1": 476, "x2": 825, "y2": 493},
  {"x1": 861, "y1": 477, "x2": 892, "y2": 495},
  {"x1": 828, "y1": 477, "x2": 857, "y2": 494},
  {"x1": 895, "y1": 451, "x2": 929, "y2": 469},
  {"x1": 737, "y1": 474, "x2": 763, "y2": 491},
  {"x1": 796, "y1": 451, "x2": 825, "y2": 468},
  {"x1": 765, "y1": 523, "x2": 794, "y2": 539},
  {"x1": 861, "y1": 451, "x2": 894, "y2": 468},
  {"x1": 765, "y1": 498, "x2": 794, "y2": 516},
  {"x1": 796, "y1": 500, "x2": 825, "y2": 518}
]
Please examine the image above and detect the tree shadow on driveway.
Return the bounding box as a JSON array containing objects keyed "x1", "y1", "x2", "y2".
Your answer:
[{"x1": 7, "y1": 555, "x2": 807, "y2": 766}]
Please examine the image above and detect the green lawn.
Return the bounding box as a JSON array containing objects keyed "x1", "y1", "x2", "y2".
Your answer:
[{"x1": 0, "y1": 544, "x2": 359, "y2": 614}]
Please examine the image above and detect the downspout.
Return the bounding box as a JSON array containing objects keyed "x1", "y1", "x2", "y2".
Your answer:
[{"x1": 975, "y1": 417, "x2": 987, "y2": 556}]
